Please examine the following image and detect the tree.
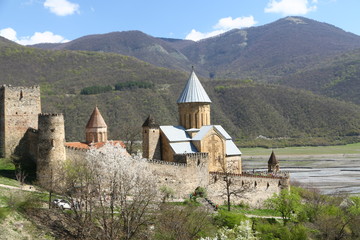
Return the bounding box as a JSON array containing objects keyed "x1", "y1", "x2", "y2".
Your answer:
[
  {"x1": 265, "y1": 189, "x2": 301, "y2": 225},
  {"x1": 201, "y1": 220, "x2": 258, "y2": 240},
  {"x1": 155, "y1": 203, "x2": 216, "y2": 240},
  {"x1": 59, "y1": 143, "x2": 159, "y2": 240},
  {"x1": 218, "y1": 158, "x2": 250, "y2": 211}
]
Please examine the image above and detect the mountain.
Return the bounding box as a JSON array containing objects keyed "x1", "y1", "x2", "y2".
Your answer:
[
  {"x1": 31, "y1": 31, "x2": 194, "y2": 73},
  {"x1": 278, "y1": 48, "x2": 360, "y2": 104},
  {"x1": 31, "y1": 17, "x2": 360, "y2": 82},
  {"x1": 182, "y1": 16, "x2": 360, "y2": 80},
  {"x1": 2, "y1": 42, "x2": 360, "y2": 145}
]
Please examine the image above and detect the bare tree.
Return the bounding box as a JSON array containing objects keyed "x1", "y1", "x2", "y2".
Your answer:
[{"x1": 218, "y1": 157, "x2": 251, "y2": 211}]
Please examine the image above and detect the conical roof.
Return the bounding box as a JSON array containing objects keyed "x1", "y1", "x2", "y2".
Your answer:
[
  {"x1": 142, "y1": 114, "x2": 159, "y2": 128},
  {"x1": 177, "y1": 69, "x2": 211, "y2": 103},
  {"x1": 268, "y1": 151, "x2": 279, "y2": 164},
  {"x1": 86, "y1": 106, "x2": 107, "y2": 128}
]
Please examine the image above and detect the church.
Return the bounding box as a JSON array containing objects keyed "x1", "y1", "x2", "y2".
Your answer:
[{"x1": 142, "y1": 69, "x2": 242, "y2": 174}]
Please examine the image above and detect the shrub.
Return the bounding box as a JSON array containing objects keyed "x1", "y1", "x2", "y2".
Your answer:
[
  {"x1": 5, "y1": 191, "x2": 42, "y2": 212},
  {"x1": 214, "y1": 210, "x2": 248, "y2": 229},
  {"x1": 80, "y1": 85, "x2": 113, "y2": 95},
  {"x1": 114, "y1": 81, "x2": 154, "y2": 91}
]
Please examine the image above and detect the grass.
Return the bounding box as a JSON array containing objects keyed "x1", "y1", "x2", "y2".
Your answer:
[
  {"x1": 0, "y1": 158, "x2": 15, "y2": 170},
  {"x1": 218, "y1": 205, "x2": 281, "y2": 217},
  {"x1": 241, "y1": 142, "x2": 360, "y2": 156}
]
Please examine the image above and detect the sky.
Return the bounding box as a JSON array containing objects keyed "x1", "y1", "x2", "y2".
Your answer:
[{"x1": 0, "y1": 0, "x2": 359, "y2": 45}]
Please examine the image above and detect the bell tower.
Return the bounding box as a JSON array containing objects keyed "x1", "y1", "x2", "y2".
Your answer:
[{"x1": 177, "y1": 68, "x2": 211, "y2": 129}]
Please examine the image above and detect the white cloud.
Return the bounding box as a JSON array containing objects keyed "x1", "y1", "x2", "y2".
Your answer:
[
  {"x1": 214, "y1": 16, "x2": 257, "y2": 30},
  {"x1": 264, "y1": 0, "x2": 317, "y2": 15},
  {"x1": 0, "y1": 28, "x2": 18, "y2": 42},
  {"x1": 185, "y1": 16, "x2": 257, "y2": 41},
  {"x1": 0, "y1": 27, "x2": 69, "y2": 45},
  {"x1": 44, "y1": 0, "x2": 79, "y2": 16}
]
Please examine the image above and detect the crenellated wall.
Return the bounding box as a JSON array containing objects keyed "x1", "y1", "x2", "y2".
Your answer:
[
  {"x1": 149, "y1": 152, "x2": 209, "y2": 199},
  {"x1": 207, "y1": 172, "x2": 290, "y2": 208}
]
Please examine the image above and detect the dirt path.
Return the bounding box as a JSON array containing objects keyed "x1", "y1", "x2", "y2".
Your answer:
[{"x1": 0, "y1": 183, "x2": 40, "y2": 192}]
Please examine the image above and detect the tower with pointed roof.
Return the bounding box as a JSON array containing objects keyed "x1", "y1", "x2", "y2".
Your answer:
[
  {"x1": 268, "y1": 150, "x2": 280, "y2": 173},
  {"x1": 142, "y1": 114, "x2": 161, "y2": 159},
  {"x1": 85, "y1": 106, "x2": 108, "y2": 143},
  {"x1": 177, "y1": 68, "x2": 211, "y2": 129}
]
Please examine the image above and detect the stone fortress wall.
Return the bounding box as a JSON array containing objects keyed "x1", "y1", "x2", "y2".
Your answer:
[{"x1": 0, "y1": 85, "x2": 290, "y2": 207}]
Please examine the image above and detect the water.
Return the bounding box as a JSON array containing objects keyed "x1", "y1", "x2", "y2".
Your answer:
[{"x1": 242, "y1": 157, "x2": 360, "y2": 195}]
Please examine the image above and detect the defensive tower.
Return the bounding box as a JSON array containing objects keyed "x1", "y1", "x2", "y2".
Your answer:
[
  {"x1": 177, "y1": 69, "x2": 211, "y2": 129},
  {"x1": 0, "y1": 85, "x2": 41, "y2": 157},
  {"x1": 85, "y1": 106, "x2": 108, "y2": 143},
  {"x1": 142, "y1": 115, "x2": 161, "y2": 159},
  {"x1": 37, "y1": 113, "x2": 66, "y2": 186}
]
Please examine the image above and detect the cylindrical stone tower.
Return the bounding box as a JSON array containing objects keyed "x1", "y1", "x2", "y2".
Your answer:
[{"x1": 37, "y1": 113, "x2": 66, "y2": 187}]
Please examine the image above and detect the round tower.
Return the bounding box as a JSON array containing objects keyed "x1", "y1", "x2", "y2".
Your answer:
[
  {"x1": 37, "y1": 113, "x2": 66, "y2": 187},
  {"x1": 85, "y1": 106, "x2": 108, "y2": 143},
  {"x1": 142, "y1": 115, "x2": 161, "y2": 160},
  {"x1": 177, "y1": 69, "x2": 211, "y2": 129}
]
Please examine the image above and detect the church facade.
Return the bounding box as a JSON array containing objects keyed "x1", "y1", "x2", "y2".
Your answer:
[{"x1": 142, "y1": 69, "x2": 242, "y2": 174}]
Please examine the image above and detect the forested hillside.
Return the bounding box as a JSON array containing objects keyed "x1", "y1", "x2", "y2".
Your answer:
[{"x1": 2, "y1": 37, "x2": 360, "y2": 145}]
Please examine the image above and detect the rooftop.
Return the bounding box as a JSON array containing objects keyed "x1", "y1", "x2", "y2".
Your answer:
[{"x1": 177, "y1": 69, "x2": 211, "y2": 104}]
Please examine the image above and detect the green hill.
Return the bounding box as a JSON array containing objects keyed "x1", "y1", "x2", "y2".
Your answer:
[{"x1": 2, "y1": 40, "x2": 360, "y2": 146}]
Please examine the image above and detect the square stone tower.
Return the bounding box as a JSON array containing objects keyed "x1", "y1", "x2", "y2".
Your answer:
[{"x1": 0, "y1": 85, "x2": 41, "y2": 158}]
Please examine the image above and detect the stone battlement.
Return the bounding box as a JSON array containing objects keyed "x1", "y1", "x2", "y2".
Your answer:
[
  {"x1": 0, "y1": 85, "x2": 40, "y2": 90},
  {"x1": 65, "y1": 145, "x2": 88, "y2": 152},
  {"x1": 146, "y1": 159, "x2": 187, "y2": 167},
  {"x1": 39, "y1": 113, "x2": 63, "y2": 117},
  {"x1": 210, "y1": 171, "x2": 290, "y2": 180}
]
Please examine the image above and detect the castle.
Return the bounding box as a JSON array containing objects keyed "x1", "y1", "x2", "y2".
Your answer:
[{"x1": 0, "y1": 70, "x2": 289, "y2": 207}]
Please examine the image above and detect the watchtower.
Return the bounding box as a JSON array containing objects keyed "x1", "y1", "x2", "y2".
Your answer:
[
  {"x1": 37, "y1": 113, "x2": 66, "y2": 186},
  {"x1": 0, "y1": 85, "x2": 41, "y2": 158},
  {"x1": 142, "y1": 115, "x2": 161, "y2": 159}
]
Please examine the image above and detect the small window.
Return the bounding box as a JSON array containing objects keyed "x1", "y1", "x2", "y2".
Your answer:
[
  {"x1": 254, "y1": 181, "x2": 257, "y2": 187},
  {"x1": 19, "y1": 90, "x2": 23, "y2": 100},
  {"x1": 197, "y1": 159, "x2": 200, "y2": 166}
]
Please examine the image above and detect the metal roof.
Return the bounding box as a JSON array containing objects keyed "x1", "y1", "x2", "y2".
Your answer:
[
  {"x1": 160, "y1": 124, "x2": 241, "y2": 156},
  {"x1": 177, "y1": 70, "x2": 212, "y2": 103},
  {"x1": 170, "y1": 142, "x2": 198, "y2": 154},
  {"x1": 226, "y1": 140, "x2": 242, "y2": 156},
  {"x1": 192, "y1": 125, "x2": 232, "y2": 141},
  {"x1": 160, "y1": 125, "x2": 191, "y2": 142}
]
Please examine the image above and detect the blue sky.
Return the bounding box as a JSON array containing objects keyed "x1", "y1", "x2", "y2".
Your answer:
[{"x1": 0, "y1": 0, "x2": 359, "y2": 45}]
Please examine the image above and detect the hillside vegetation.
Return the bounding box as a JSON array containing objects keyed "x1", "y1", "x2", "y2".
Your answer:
[{"x1": 2, "y1": 33, "x2": 360, "y2": 145}]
